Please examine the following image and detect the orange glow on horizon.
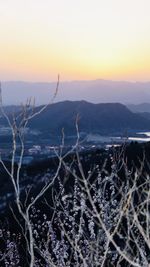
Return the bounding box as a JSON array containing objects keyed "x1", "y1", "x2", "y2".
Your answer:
[{"x1": 0, "y1": 0, "x2": 150, "y2": 82}]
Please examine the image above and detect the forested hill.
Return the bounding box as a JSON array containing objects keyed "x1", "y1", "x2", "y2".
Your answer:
[{"x1": 28, "y1": 101, "x2": 150, "y2": 135}]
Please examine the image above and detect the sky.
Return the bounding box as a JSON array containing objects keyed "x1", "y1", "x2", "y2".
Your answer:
[{"x1": 0, "y1": 0, "x2": 150, "y2": 82}]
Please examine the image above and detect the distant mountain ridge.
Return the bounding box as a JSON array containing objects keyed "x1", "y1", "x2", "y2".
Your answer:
[
  {"x1": 26, "y1": 101, "x2": 150, "y2": 136},
  {"x1": 2, "y1": 79, "x2": 150, "y2": 105},
  {"x1": 127, "y1": 103, "x2": 150, "y2": 113}
]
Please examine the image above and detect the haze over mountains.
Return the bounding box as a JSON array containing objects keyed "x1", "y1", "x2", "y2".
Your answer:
[{"x1": 2, "y1": 79, "x2": 150, "y2": 105}]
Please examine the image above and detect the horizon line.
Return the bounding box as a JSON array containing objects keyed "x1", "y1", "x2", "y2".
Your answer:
[{"x1": 1, "y1": 78, "x2": 150, "y2": 84}]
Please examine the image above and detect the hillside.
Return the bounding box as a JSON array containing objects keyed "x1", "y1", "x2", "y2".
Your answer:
[
  {"x1": 27, "y1": 101, "x2": 150, "y2": 136},
  {"x1": 1, "y1": 142, "x2": 150, "y2": 266},
  {"x1": 127, "y1": 103, "x2": 150, "y2": 113},
  {"x1": 138, "y1": 112, "x2": 150, "y2": 121}
]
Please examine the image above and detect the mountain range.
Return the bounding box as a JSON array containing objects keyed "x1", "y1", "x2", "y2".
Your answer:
[
  {"x1": 0, "y1": 101, "x2": 150, "y2": 141},
  {"x1": 1, "y1": 79, "x2": 150, "y2": 105},
  {"x1": 26, "y1": 101, "x2": 150, "y2": 136}
]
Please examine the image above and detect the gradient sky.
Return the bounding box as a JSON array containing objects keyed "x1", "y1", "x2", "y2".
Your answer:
[{"x1": 0, "y1": 0, "x2": 150, "y2": 82}]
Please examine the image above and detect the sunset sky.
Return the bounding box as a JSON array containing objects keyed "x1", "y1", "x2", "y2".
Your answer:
[{"x1": 0, "y1": 0, "x2": 150, "y2": 82}]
